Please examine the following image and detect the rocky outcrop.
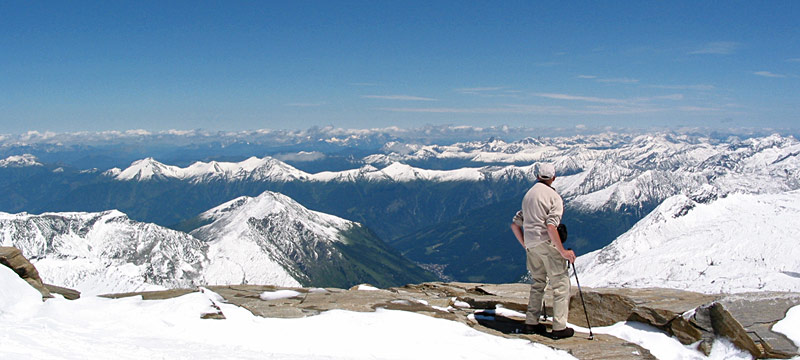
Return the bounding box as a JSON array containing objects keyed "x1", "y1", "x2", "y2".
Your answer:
[
  {"x1": 0, "y1": 246, "x2": 81, "y2": 301},
  {"x1": 44, "y1": 284, "x2": 82, "y2": 300},
  {"x1": 567, "y1": 287, "x2": 800, "y2": 359},
  {"x1": 718, "y1": 292, "x2": 800, "y2": 359},
  {"x1": 93, "y1": 282, "x2": 800, "y2": 359},
  {"x1": 0, "y1": 246, "x2": 52, "y2": 299}
]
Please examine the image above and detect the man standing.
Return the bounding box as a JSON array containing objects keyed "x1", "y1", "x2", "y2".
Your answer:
[{"x1": 521, "y1": 163, "x2": 575, "y2": 338}]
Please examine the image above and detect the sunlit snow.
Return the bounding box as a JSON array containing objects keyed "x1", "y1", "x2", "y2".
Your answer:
[
  {"x1": 577, "y1": 191, "x2": 800, "y2": 293},
  {"x1": 0, "y1": 266, "x2": 575, "y2": 360}
]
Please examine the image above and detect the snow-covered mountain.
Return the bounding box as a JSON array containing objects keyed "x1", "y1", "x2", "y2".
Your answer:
[
  {"x1": 108, "y1": 133, "x2": 800, "y2": 214},
  {"x1": 0, "y1": 154, "x2": 42, "y2": 167},
  {"x1": 107, "y1": 156, "x2": 309, "y2": 182},
  {"x1": 0, "y1": 191, "x2": 432, "y2": 294},
  {"x1": 575, "y1": 189, "x2": 800, "y2": 294},
  {"x1": 4, "y1": 131, "x2": 800, "y2": 287},
  {"x1": 108, "y1": 156, "x2": 533, "y2": 183},
  {"x1": 189, "y1": 191, "x2": 433, "y2": 288},
  {"x1": 0, "y1": 210, "x2": 208, "y2": 295},
  {"x1": 189, "y1": 192, "x2": 342, "y2": 287}
]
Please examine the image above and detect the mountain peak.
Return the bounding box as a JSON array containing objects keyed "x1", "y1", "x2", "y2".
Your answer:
[
  {"x1": 195, "y1": 190, "x2": 350, "y2": 242},
  {"x1": 0, "y1": 154, "x2": 42, "y2": 167},
  {"x1": 117, "y1": 157, "x2": 180, "y2": 181},
  {"x1": 114, "y1": 156, "x2": 309, "y2": 182},
  {"x1": 187, "y1": 190, "x2": 432, "y2": 288}
]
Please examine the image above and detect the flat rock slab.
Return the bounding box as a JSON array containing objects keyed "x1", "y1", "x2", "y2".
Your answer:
[
  {"x1": 470, "y1": 312, "x2": 655, "y2": 360},
  {"x1": 101, "y1": 288, "x2": 196, "y2": 300},
  {"x1": 568, "y1": 287, "x2": 720, "y2": 328},
  {"x1": 44, "y1": 283, "x2": 81, "y2": 300},
  {"x1": 718, "y1": 292, "x2": 800, "y2": 358}
]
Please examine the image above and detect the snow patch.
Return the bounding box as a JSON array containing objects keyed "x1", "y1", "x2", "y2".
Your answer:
[
  {"x1": 260, "y1": 290, "x2": 303, "y2": 301},
  {"x1": 356, "y1": 284, "x2": 380, "y2": 291},
  {"x1": 773, "y1": 305, "x2": 800, "y2": 349},
  {"x1": 574, "y1": 321, "x2": 752, "y2": 360}
]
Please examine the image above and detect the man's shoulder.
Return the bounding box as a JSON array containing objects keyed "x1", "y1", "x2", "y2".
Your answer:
[{"x1": 529, "y1": 182, "x2": 558, "y2": 195}]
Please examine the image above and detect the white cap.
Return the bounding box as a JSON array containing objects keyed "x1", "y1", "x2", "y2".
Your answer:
[{"x1": 536, "y1": 163, "x2": 556, "y2": 180}]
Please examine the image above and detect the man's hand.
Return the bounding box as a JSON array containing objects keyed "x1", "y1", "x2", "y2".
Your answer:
[
  {"x1": 560, "y1": 249, "x2": 576, "y2": 264},
  {"x1": 547, "y1": 223, "x2": 576, "y2": 263}
]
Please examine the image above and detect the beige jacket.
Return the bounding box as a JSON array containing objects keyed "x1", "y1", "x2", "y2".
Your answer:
[{"x1": 521, "y1": 182, "x2": 563, "y2": 248}]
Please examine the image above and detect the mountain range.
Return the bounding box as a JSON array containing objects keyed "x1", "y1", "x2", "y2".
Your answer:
[
  {"x1": 0, "y1": 191, "x2": 433, "y2": 294},
  {"x1": 1, "y1": 131, "x2": 799, "y2": 286}
]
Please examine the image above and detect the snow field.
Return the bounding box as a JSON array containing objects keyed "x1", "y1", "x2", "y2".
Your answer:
[
  {"x1": 0, "y1": 267, "x2": 574, "y2": 360},
  {"x1": 576, "y1": 191, "x2": 800, "y2": 294}
]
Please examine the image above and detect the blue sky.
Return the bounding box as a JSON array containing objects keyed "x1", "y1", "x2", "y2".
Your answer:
[{"x1": 1, "y1": 1, "x2": 798, "y2": 134}]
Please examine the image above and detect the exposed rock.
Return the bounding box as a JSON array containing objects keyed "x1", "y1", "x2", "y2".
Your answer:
[
  {"x1": 568, "y1": 286, "x2": 800, "y2": 359},
  {"x1": 0, "y1": 246, "x2": 52, "y2": 299},
  {"x1": 198, "y1": 287, "x2": 226, "y2": 320},
  {"x1": 709, "y1": 303, "x2": 758, "y2": 356},
  {"x1": 200, "y1": 312, "x2": 226, "y2": 320},
  {"x1": 100, "y1": 288, "x2": 196, "y2": 300},
  {"x1": 44, "y1": 283, "x2": 81, "y2": 300},
  {"x1": 566, "y1": 287, "x2": 719, "y2": 328},
  {"x1": 100, "y1": 282, "x2": 800, "y2": 360},
  {"x1": 469, "y1": 310, "x2": 655, "y2": 359},
  {"x1": 718, "y1": 292, "x2": 800, "y2": 359}
]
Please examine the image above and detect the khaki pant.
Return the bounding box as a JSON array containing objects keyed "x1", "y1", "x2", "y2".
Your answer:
[{"x1": 525, "y1": 242, "x2": 571, "y2": 331}]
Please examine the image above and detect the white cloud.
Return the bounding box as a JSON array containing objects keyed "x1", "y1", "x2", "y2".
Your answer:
[
  {"x1": 455, "y1": 87, "x2": 504, "y2": 94},
  {"x1": 689, "y1": 41, "x2": 740, "y2": 55},
  {"x1": 786, "y1": 58, "x2": 800, "y2": 63},
  {"x1": 349, "y1": 82, "x2": 380, "y2": 86},
  {"x1": 596, "y1": 77, "x2": 640, "y2": 84},
  {"x1": 273, "y1": 151, "x2": 327, "y2": 162},
  {"x1": 753, "y1": 71, "x2": 787, "y2": 78},
  {"x1": 455, "y1": 87, "x2": 523, "y2": 98},
  {"x1": 647, "y1": 94, "x2": 684, "y2": 101},
  {"x1": 577, "y1": 75, "x2": 638, "y2": 84},
  {"x1": 285, "y1": 102, "x2": 327, "y2": 107},
  {"x1": 378, "y1": 103, "x2": 664, "y2": 116},
  {"x1": 362, "y1": 95, "x2": 437, "y2": 101},
  {"x1": 378, "y1": 106, "x2": 506, "y2": 114},
  {"x1": 679, "y1": 106, "x2": 722, "y2": 112},
  {"x1": 534, "y1": 93, "x2": 626, "y2": 104},
  {"x1": 649, "y1": 84, "x2": 715, "y2": 91},
  {"x1": 580, "y1": 105, "x2": 664, "y2": 115}
]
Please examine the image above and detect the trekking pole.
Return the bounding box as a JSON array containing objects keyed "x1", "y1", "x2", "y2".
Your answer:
[{"x1": 571, "y1": 261, "x2": 594, "y2": 340}]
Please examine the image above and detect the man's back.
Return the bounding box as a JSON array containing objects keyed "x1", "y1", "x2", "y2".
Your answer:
[{"x1": 522, "y1": 182, "x2": 563, "y2": 248}]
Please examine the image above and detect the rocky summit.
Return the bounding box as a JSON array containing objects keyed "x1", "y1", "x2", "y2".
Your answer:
[
  {"x1": 103, "y1": 282, "x2": 799, "y2": 360},
  {"x1": 4, "y1": 248, "x2": 798, "y2": 359}
]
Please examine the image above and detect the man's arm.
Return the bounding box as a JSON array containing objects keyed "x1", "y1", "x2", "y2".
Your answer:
[
  {"x1": 547, "y1": 224, "x2": 576, "y2": 263},
  {"x1": 510, "y1": 223, "x2": 525, "y2": 248}
]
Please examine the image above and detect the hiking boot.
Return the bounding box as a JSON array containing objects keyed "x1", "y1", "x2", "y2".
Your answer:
[
  {"x1": 523, "y1": 323, "x2": 547, "y2": 335},
  {"x1": 549, "y1": 327, "x2": 575, "y2": 339}
]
